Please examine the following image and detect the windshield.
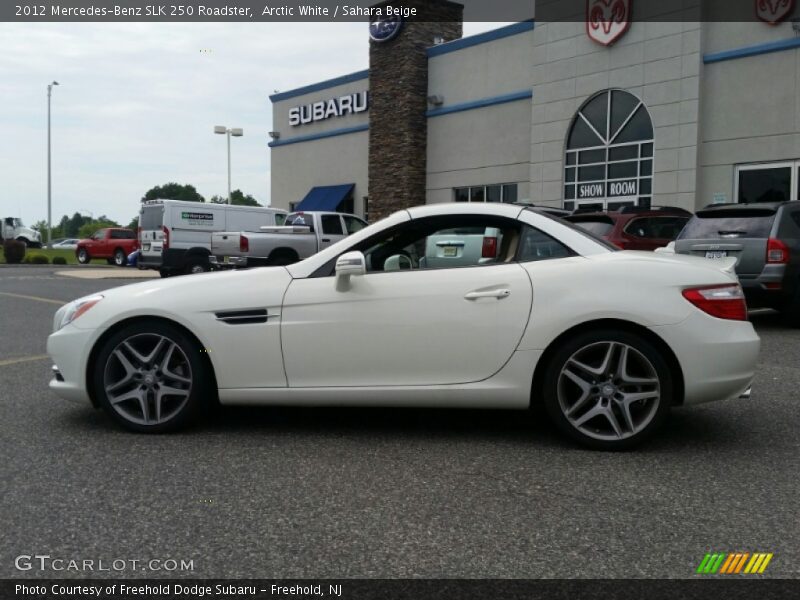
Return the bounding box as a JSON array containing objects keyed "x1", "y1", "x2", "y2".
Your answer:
[
  {"x1": 13, "y1": 218, "x2": 24, "y2": 228},
  {"x1": 678, "y1": 210, "x2": 776, "y2": 240}
]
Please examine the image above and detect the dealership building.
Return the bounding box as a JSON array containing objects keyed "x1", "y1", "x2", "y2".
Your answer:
[{"x1": 268, "y1": 0, "x2": 800, "y2": 221}]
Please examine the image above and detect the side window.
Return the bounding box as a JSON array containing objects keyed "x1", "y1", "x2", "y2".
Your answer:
[
  {"x1": 624, "y1": 218, "x2": 654, "y2": 238},
  {"x1": 358, "y1": 215, "x2": 522, "y2": 273},
  {"x1": 275, "y1": 213, "x2": 286, "y2": 226},
  {"x1": 517, "y1": 226, "x2": 571, "y2": 262},
  {"x1": 321, "y1": 215, "x2": 345, "y2": 235},
  {"x1": 93, "y1": 230, "x2": 105, "y2": 240},
  {"x1": 343, "y1": 216, "x2": 367, "y2": 234},
  {"x1": 285, "y1": 213, "x2": 314, "y2": 233},
  {"x1": 791, "y1": 211, "x2": 800, "y2": 230}
]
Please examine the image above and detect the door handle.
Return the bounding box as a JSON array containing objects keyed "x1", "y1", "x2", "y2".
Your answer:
[
  {"x1": 322, "y1": 238, "x2": 331, "y2": 243},
  {"x1": 464, "y1": 289, "x2": 511, "y2": 300}
]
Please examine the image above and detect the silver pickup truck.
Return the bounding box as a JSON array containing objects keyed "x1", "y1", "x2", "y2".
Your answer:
[{"x1": 210, "y1": 211, "x2": 367, "y2": 268}]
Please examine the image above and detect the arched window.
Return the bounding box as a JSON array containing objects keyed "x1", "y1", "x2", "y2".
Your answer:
[{"x1": 564, "y1": 90, "x2": 654, "y2": 211}]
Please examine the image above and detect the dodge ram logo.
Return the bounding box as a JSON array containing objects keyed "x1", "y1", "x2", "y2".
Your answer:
[
  {"x1": 586, "y1": 0, "x2": 632, "y2": 46},
  {"x1": 756, "y1": 0, "x2": 795, "y2": 24}
]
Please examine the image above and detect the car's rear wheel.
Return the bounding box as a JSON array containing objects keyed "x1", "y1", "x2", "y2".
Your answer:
[
  {"x1": 542, "y1": 330, "x2": 673, "y2": 450},
  {"x1": 780, "y1": 283, "x2": 800, "y2": 328},
  {"x1": 266, "y1": 250, "x2": 298, "y2": 266},
  {"x1": 77, "y1": 248, "x2": 90, "y2": 264},
  {"x1": 92, "y1": 322, "x2": 210, "y2": 433},
  {"x1": 184, "y1": 258, "x2": 209, "y2": 274},
  {"x1": 113, "y1": 248, "x2": 126, "y2": 267}
]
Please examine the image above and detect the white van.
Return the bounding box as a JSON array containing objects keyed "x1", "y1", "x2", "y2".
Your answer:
[{"x1": 138, "y1": 199, "x2": 286, "y2": 276}]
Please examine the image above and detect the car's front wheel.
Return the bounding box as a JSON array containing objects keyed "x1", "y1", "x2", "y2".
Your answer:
[
  {"x1": 542, "y1": 330, "x2": 673, "y2": 450},
  {"x1": 113, "y1": 249, "x2": 126, "y2": 266},
  {"x1": 92, "y1": 321, "x2": 210, "y2": 432}
]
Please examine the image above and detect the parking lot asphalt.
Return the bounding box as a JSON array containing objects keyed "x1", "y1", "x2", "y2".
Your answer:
[{"x1": 1, "y1": 265, "x2": 798, "y2": 579}]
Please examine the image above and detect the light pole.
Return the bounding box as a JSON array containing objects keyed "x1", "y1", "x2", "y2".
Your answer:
[
  {"x1": 47, "y1": 81, "x2": 59, "y2": 248},
  {"x1": 213, "y1": 125, "x2": 243, "y2": 204}
]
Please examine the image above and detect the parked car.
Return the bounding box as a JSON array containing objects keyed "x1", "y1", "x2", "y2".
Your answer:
[
  {"x1": 565, "y1": 206, "x2": 692, "y2": 250},
  {"x1": 672, "y1": 201, "x2": 800, "y2": 325},
  {"x1": 51, "y1": 238, "x2": 79, "y2": 250},
  {"x1": 210, "y1": 211, "x2": 367, "y2": 268},
  {"x1": 47, "y1": 203, "x2": 759, "y2": 449},
  {"x1": 138, "y1": 199, "x2": 287, "y2": 277},
  {"x1": 1, "y1": 216, "x2": 42, "y2": 247},
  {"x1": 76, "y1": 228, "x2": 138, "y2": 266}
]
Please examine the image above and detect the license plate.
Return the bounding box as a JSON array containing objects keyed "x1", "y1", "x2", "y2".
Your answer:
[
  {"x1": 443, "y1": 246, "x2": 457, "y2": 257},
  {"x1": 705, "y1": 251, "x2": 728, "y2": 259},
  {"x1": 223, "y1": 256, "x2": 230, "y2": 264},
  {"x1": 143, "y1": 243, "x2": 150, "y2": 251}
]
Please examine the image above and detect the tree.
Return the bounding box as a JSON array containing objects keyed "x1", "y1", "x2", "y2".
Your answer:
[
  {"x1": 142, "y1": 182, "x2": 204, "y2": 203},
  {"x1": 126, "y1": 216, "x2": 139, "y2": 231},
  {"x1": 209, "y1": 189, "x2": 262, "y2": 206},
  {"x1": 66, "y1": 212, "x2": 90, "y2": 237},
  {"x1": 78, "y1": 218, "x2": 120, "y2": 240}
]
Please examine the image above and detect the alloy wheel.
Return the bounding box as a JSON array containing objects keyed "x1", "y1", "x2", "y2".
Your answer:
[
  {"x1": 557, "y1": 341, "x2": 661, "y2": 442},
  {"x1": 103, "y1": 333, "x2": 193, "y2": 425}
]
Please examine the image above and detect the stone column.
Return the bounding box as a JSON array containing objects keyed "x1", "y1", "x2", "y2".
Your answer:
[{"x1": 367, "y1": 0, "x2": 463, "y2": 221}]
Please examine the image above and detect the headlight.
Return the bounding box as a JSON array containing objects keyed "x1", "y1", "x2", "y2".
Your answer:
[{"x1": 54, "y1": 295, "x2": 103, "y2": 331}]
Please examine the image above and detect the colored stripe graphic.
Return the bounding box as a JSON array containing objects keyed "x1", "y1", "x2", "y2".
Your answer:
[{"x1": 698, "y1": 552, "x2": 773, "y2": 574}]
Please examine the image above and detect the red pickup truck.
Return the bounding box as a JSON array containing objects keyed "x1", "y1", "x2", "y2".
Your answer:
[{"x1": 76, "y1": 228, "x2": 138, "y2": 266}]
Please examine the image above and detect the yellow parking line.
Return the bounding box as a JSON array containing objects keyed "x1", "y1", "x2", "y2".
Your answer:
[
  {"x1": 0, "y1": 354, "x2": 49, "y2": 367},
  {"x1": 0, "y1": 291, "x2": 63, "y2": 305}
]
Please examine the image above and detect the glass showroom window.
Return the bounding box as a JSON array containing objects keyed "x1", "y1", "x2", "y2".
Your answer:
[
  {"x1": 454, "y1": 183, "x2": 518, "y2": 203},
  {"x1": 564, "y1": 90, "x2": 654, "y2": 211},
  {"x1": 735, "y1": 163, "x2": 798, "y2": 204}
]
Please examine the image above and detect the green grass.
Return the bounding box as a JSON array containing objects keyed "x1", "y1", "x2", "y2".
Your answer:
[{"x1": 0, "y1": 247, "x2": 108, "y2": 265}]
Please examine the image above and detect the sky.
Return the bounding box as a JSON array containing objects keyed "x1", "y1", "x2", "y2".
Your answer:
[{"x1": 0, "y1": 21, "x2": 507, "y2": 228}]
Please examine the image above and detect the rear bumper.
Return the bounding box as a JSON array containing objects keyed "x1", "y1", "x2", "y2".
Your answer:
[
  {"x1": 210, "y1": 255, "x2": 248, "y2": 269},
  {"x1": 739, "y1": 266, "x2": 791, "y2": 307},
  {"x1": 649, "y1": 311, "x2": 760, "y2": 406}
]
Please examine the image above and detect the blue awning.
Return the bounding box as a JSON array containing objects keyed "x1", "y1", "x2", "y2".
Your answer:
[{"x1": 295, "y1": 184, "x2": 354, "y2": 212}]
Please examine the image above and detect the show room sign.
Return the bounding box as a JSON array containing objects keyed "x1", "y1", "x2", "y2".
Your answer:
[
  {"x1": 578, "y1": 180, "x2": 638, "y2": 199},
  {"x1": 289, "y1": 91, "x2": 369, "y2": 126}
]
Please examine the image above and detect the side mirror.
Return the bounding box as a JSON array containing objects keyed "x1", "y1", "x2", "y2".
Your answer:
[{"x1": 335, "y1": 251, "x2": 366, "y2": 280}]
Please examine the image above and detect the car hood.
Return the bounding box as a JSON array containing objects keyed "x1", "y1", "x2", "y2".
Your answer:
[{"x1": 67, "y1": 267, "x2": 293, "y2": 330}]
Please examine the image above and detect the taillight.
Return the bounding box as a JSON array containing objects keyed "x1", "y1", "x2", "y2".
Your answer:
[
  {"x1": 482, "y1": 236, "x2": 498, "y2": 259},
  {"x1": 240, "y1": 235, "x2": 249, "y2": 253},
  {"x1": 682, "y1": 285, "x2": 747, "y2": 321},
  {"x1": 613, "y1": 239, "x2": 629, "y2": 250},
  {"x1": 162, "y1": 226, "x2": 170, "y2": 250},
  {"x1": 767, "y1": 237, "x2": 789, "y2": 264}
]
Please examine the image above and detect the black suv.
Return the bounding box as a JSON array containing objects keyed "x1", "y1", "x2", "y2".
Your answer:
[{"x1": 674, "y1": 202, "x2": 800, "y2": 324}]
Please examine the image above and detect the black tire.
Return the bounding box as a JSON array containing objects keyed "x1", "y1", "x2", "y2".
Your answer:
[
  {"x1": 780, "y1": 284, "x2": 800, "y2": 328},
  {"x1": 77, "y1": 248, "x2": 90, "y2": 264},
  {"x1": 541, "y1": 329, "x2": 673, "y2": 450},
  {"x1": 113, "y1": 248, "x2": 126, "y2": 267},
  {"x1": 159, "y1": 268, "x2": 172, "y2": 278},
  {"x1": 266, "y1": 251, "x2": 298, "y2": 266},
  {"x1": 184, "y1": 260, "x2": 209, "y2": 275},
  {"x1": 92, "y1": 321, "x2": 211, "y2": 433},
  {"x1": 16, "y1": 238, "x2": 30, "y2": 247}
]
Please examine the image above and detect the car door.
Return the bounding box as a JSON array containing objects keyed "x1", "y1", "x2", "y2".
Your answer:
[{"x1": 280, "y1": 214, "x2": 533, "y2": 388}]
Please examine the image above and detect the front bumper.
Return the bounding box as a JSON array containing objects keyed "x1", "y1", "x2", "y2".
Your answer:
[
  {"x1": 650, "y1": 310, "x2": 760, "y2": 406},
  {"x1": 47, "y1": 324, "x2": 95, "y2": 405}
]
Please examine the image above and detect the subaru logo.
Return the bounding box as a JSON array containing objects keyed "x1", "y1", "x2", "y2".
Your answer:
[{"x1": 369, "y1": 16, "x2": 402, "y2": 43}]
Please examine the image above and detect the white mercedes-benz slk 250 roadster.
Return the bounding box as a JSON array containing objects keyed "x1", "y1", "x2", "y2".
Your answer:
[{"x1": 48, "y1": 204, "x2": 760, "y2": 449}]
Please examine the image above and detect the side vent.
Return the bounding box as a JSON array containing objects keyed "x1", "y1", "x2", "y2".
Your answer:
[{"x1": 215, "y1": 309, "x2": 268, "y2": 325}]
